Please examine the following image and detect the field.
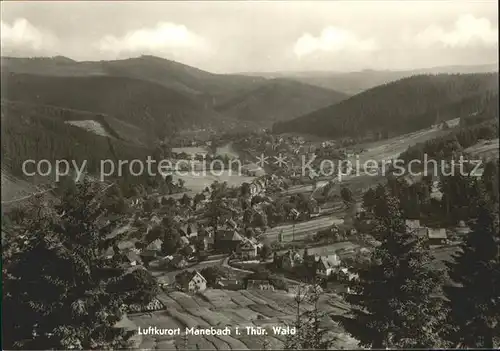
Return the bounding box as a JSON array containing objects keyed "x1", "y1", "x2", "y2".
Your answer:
[
  {"x1": 172, "y1": 143, "x2": 239, "y2": 159},
  {"x1": 65, "y1": 120, "x2": 111, "y2": 138},
  {"x1": 293, "y1": 241, "x2": 360, "y2": 257},
  {"x1": 465, "y1": 138, "x2": 499, "y2": 161},
  {"x1": 172, "y1": 146, "x2": 210, "y2": 156},
  {"x1": 352, "y1": 125, "x2": 452, "y2": 164},
  {"x1": 263, "y1": 216, "x2": 343, "y2": 243},
  {"x1": 128, "y1": 288, "x2": 358, "y2": 350},
  {"x1": 172, "y1": 171, "x2": 256, "y2": 194}
]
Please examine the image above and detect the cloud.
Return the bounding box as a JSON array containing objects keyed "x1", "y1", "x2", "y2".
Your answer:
[
  {"x1": 97, "y1": 22, "x2": 210, "y2": 57},
  {"x1": 1, "y1": 18, "x2": 58, "y2": 53},
  {"x1": 293, "y1": 26, "x2": 378, "y2": 57},
  {"x1": 414, "y1": 14, "x2": 498, "y2": 48}
]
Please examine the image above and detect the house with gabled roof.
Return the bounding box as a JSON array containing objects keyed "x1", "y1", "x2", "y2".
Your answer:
[
  {"x1": 150, "y1": 214, "x2": 162, "y2": 225},
  {"x1": 239, "y1": 240, "x2": 258, "y2": 260},
  {"x1": 455, "y1": 220, "x2": 471, "y2": 236},
  {"x1": 405, "y1": 219, "x2": 428, "y2": 238},
  {"x1": 103, "y1": 246, "x2": 115, "y2": 260},
  {"x1": 178, "y1": 270, "x2": 207, "y2": 293},
  {"x1": 124, "y1": 250, "x2": 141, "y2": 266},
  {"x1": 288, "y1": 208, "x2": 300, "y2": 220},
  {"x1": 315, "y1": 254, "x2": 341, "y2": 277},
  {"x1": 146, "y1": 238, "x2": 162, "y2": 252},
  {"x1": 281, "y1": 250, "x2": 303, "y2": 271},
  {"x1": 170, "y1": 255, "x2": 188, "y2": 269},
  {"x1": 215, "y1": 228, "x2": 243, "y2": 253},
  {"x1": 427, "y1": 228, "x2": 447, "y2": 246},
  {"x1": 179, "y1": 235, "x2": 190, "y2": 247}
]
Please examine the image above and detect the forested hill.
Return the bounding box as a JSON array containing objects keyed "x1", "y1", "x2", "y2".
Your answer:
[
  {"x1": 215, "y1": 78, "x2": 348, "y2": 123},
  {"x1": 273, "y1": 73, "x2": 499, "y2": 139},
  {"x1": 1, "y1": 72, "x2": 231, "y2": 139},
  {"x1": 0, "y1": 55, "x2": 266, "y2": 103}
]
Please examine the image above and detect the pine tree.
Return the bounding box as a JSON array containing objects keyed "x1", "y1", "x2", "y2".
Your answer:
[
  {"x1": 443, "y1": 198, "x2": 500, "y2": 348},
  {"x1": 482, "y1": 160, "x2": 499, "y2": 203},
  {"x1": 334, "y1": 187, "x2": 447, "y2": 348},
  {"x1": 2, "y1": 180, "x2": 153, "y2": 349},
  {"x1": 284, "y1": 281, "x2": 335, "y2": 350}
]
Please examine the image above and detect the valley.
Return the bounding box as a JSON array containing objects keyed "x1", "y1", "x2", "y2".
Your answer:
[{"x1": 2, "y1": 53, "x2": 499, "y2": 351}]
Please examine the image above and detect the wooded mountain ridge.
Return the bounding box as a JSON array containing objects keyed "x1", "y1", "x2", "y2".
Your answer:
[{"x1": 273, "y1": 73, "x2": 499, "y2": 139}]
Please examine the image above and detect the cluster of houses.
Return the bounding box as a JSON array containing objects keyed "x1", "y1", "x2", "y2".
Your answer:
[
  {"x1": 213, "y1": 218, "x2": 265, "y2": 259},
  {"x1": 274, "y1": 249, "x2": 343, "y2": 278},
  {"x1": 105, "y1": 203, "x2": 269, "y2": 275},
  {"x1": 405, "y1": 219, "x2": 454, "y2": 247},
  {"x1": 173, "y1": 269, "x2": 279, "y2": 294},
  {"x1": 353, "y1": 201, "x2": 467, "y2": 248}
]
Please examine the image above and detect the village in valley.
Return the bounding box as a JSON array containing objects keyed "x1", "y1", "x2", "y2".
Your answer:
[
  {"x1": 69, "y1": 121, "x2": 490, "y2": 349},
  {"x1": 2, "y1": 2, "x2": 498, "y2": 348}
]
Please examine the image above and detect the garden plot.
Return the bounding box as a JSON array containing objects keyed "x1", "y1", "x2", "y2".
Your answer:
[
  {"x1": 215, "y1": 335, "x2": 250, "y2": 350},
  {"x1": 239, "y1": 290, "x2": 270, "y2": 305},
  {"x1": 129, "y1": 310, "x2": 182, "y2": 331},
  {"x1": 128, "y1": 288, "x2": 358, "y2": 350},
  {"x1": 248, "y1": 290, "x2": 297, "y2": 315},
  {"x1": 247, "y1": 303, "x2": 287, "y2": 318},
  {"x1": 191, "y1": 294, "x2": 215, "y2": 308},
  {"x1": 204, "y1": 335, "x2": 232, "y2": 350},
  {"x1": 170, "y1": 291, "x2": 202, "y2": 309},
  {"x1": 237, "y1": 335, "x2": 284, "y2": 350},
  {"x1": 225, "y1": 290, "x2": 255, "y2": 307},
  {"x1": 166, "y1": 307, "x2": 208, "y2": 329},
  {"x1": 174, "y1": 334, "x2": 216, "y2": 350},
  {"x1": 154, "y1": 339, "x2": 177, "y2": 350},
  {"x1": 137, "y1": 336, "x2": 156, "y2": 350},
  {"x1": 155, "y1": 292, "x2": 184, "y2": 311},
  {"x1": 217, "y1": 309, "x2": 254, "y2": 324},
  {"x1": 200, "y1": 289, "x2": 239, "y2": 309},
  {"x1": 185, "y1": 307, "x2": 233, "y2": 327},
  {"x1": 230, "y1": 307, "x2": 261, "y2": 321}
]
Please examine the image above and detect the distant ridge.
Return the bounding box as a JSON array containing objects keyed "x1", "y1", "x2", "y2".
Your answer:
[
  {"x1": 240, "y1": 63, "x2": 499, "y2": 94},
  {"x1": 273, "y1": 72, "x2": 499, "y2": 138}
]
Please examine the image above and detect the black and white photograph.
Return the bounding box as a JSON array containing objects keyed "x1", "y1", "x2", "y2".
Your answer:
[{"x1": 1, "y1": 1, "x2": 499, "y2": 350}]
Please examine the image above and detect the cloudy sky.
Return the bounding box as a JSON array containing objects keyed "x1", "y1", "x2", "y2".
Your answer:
[{"x1": 1, "y1": 1, "x2": 498, "y2": 73}]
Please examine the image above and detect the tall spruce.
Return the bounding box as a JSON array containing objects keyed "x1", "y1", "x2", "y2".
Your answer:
[
  {"x1": 443, "y1": 196, "x2": 500, "y2": 348},
  {"x1": 334, "y1": 186, "x2": 447, "y2": 348},
  {"x1": 2, "y1": 180, "x2": 154, "y2": 349}
]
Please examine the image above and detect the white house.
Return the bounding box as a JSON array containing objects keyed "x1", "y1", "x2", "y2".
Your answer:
[
  {"x1": 316, "y1": 255, "x2": 341, "y2": 277},
  {"x1": 184, "y1": 271, "x2": 207, "y2": 293}
]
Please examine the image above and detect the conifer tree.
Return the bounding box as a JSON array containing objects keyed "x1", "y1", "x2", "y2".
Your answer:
[
  {"x1": 335, "y1": 187, "x2": 447, "y2": 348},
  {"x1": 443, "y1": 197, "x2": 500, "y2": 348},
  {"x1": 284, "y1": 282, "x2": 334, "y2": 350},
  {"x1": 2, "y1": 180, "x2": 154, "y2": 349}
]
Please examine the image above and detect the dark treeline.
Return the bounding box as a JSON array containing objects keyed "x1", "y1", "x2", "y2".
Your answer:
[
  {"x1": 1, "y1": 101, "x2": 165, "y2": 195},
  {"x1": 273, "y1": 73, "x2": 498, "y2": 139},
  {"x1": 340, "y1": 174, "x2": 499, "y2": 348},
  {"x1": 2, "y1": 181, "x2": 160, "y2": 349},
  {"x1": 1, "y1": 72, "x2": 225, "y2": 139}
]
